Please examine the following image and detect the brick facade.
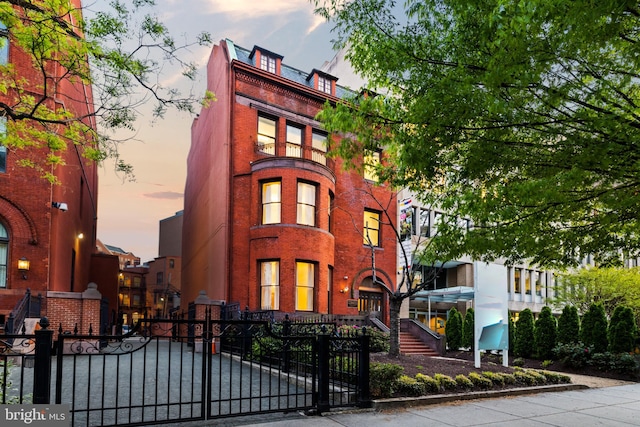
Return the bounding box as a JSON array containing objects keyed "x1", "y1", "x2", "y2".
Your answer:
[
  {"x1": 0, "y1": 1, "x2": 110, "y2": 329},
  {"x1": 182, "y1": 40, "x2": 397, "y2": 324}
]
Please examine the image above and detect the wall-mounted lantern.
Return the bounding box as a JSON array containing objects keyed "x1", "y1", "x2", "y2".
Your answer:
[
  {"x1": 339, "y1": 275, "x2": 350, "y2": 293},
  {"x1": 17, "y1": 257, "x2": 30, "y2": 280}
]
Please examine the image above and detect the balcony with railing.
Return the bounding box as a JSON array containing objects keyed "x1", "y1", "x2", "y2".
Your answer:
[{"x1": 256, "y1": 142, "x2": 333, "y2": 169}]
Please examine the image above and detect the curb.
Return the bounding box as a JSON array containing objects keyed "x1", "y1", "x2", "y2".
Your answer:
[{"x1": 371, "y1": 383, "x2": 589, "y2": 411}]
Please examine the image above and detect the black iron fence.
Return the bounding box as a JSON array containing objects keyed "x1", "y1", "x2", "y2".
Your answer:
[{"x1": 0, "y1": 312, "x2": 371, "y2": 426}]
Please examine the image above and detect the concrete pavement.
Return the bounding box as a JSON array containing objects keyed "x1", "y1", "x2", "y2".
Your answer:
[{"x1": 196, "y1": 382, "x2": 640, "y2": 426}]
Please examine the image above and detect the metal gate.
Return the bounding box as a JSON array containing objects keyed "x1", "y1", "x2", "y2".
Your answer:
[{"x1": 45, "y1": 311, "x2": 370, "y2": 426}]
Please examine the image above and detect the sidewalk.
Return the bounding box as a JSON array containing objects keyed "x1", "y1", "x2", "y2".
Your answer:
[{"x1": 198, "y1": 380, "x2": 640, "y2": 427}]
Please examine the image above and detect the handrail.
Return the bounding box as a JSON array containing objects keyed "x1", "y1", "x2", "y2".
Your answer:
[
  {"x1": 368, "y1": 316, "x2": 390, "y2": 333},
  {"x1": 5, "y1": 289, "x2": 42, "y2": 335},
  {"x1": 400, "y1": 318, "x2": 445, "y2": 356}
]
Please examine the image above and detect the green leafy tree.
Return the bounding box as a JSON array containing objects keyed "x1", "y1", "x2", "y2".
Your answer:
[
  {"x1": 514, "y1": 309, "x2": 535, "y2": 358},
  {"x1": 580, "y1": 303, "x2": 609, "y2": 353},
  {"x1": 358, "y1": 186, "x2": 448, "y2": 357},
  {"x1": 550, "y1": 267, "x2": 640, "y2": 322},
  {"x1": 608, "y1": 305, "x2": 637, "y2": 354},
  {"x1": 0, "y1": 0, "x2": 213, "y2": 181},
  {"x1": 462, "y1": 307, "x2": 474, "y2": 350},
  {"x1": 445, "y1": 307, "x2": 463, "y2": 351},
  {"x1": 314, "y1": 0, "x2": 640, "y2": 268},
  {"x1": 534, "y1": 306, "x2": 557, "y2": 360},
  {"x1": 557, "y1": 305, "x2": 580, "y2": 345}
]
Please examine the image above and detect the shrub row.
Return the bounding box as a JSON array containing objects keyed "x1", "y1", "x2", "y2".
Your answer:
[
  {"x1": 370, "y1": 362, "x2": 571, "y2": 398},
  {"x1": 553, "y1": 342, "x2": 639, "y2": 374}
]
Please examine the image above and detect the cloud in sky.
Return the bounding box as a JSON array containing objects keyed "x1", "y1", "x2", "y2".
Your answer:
[
  {"x1": 143, "y1": 191, "x2": 184, "y2": 200},
  {"x1": 98, "y1": 0, "x2": 336, "y2": 262},
  {"x1": 203, "y1": 0, "x2": 311, "y2": 18}
]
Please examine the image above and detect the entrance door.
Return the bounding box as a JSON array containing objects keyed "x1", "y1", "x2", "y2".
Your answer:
[{"x1": 358, "y1": 291, "x2": 383, "y2": 317}]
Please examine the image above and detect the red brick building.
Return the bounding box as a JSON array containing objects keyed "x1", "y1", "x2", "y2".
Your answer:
[
  {"x1": 182, "y1": 39, "x2": 397, "y2": 322},
  {"x1": 0, "y1": 1, "x2": 103, "y2": 332}
]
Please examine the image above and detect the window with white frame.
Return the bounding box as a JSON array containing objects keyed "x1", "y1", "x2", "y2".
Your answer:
[
  {"x1": 363, "y1": 210, "x2": 381, "y2": 246},
  {"x1": 311, "y1": 131, "x2": 327, "y2": 165},
  {"x1": 328, "y1": 191, "x2": 334, "y2": 233},
  {"x1": 432, "y1": 211, "x2": 444, "y2": 236},
  {"x1": 286, "y1": 124, "x2": 302, "y2": 157},
  {"x1": 262, "y1": 181, "x2": 281, "y2": 224},
  {"x1": 318, "y1": 76, "x2": 331, "y2": 94},
  {"x1": 296, "y1": 261, "x2": 314, "y2": 311},
  {"x1": 0, "y1": 22, "x2": 8, "y2": 65},
  {"x1": 400, "y1": 206, "x2": 415, "y2": 241},
  {"x1": 363, "y1": 150, "x2": 380, "y2": 181},
  {"x1": 297, "y1": 182, "x2": 316, "y2": 226},
  {"x1": 419, "y1": 208, "x2": 430, "y2": 237},
  {"x1": 260, "y1": 260, "x2": 280, "y2": 310},
  {"x1": 0, "y1": 116, "x2": 6, "y2": 173},
  {"x1": 534, "y1": 271, "x2": 542, "y2": 296},
  {"x1": 0, "y1": 222, "x2": 7, "y2": 288},
  {"x1": 260, "y1": 55, "x2": 276, "y2": 73},
  {"x1": 257, "y1": 116, "x2": 276, "y2": 154}
]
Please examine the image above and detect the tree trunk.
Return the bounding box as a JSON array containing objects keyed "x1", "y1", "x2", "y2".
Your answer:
[{"x1": 388, "y1": 297, "x2": 402, "y2": 357}]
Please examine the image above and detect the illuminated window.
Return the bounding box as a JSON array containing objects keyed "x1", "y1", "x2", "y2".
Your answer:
[
  {"x1": 514, "y1": 268, "x2": 522, "y2": 293},
  {"x1": 262, "y1": 181, "x2": 281, "y2": 224},
  {"x1": 257, "y1": 116, "x2": 276, "y2": 155},
  {"x1": 0, "y1": 222, "x2": 7, "y2": 288},
  {"x1": 363, "y1": 150, "x2": 380, "y2": 181},
  {"x1": 363, "y1": 210, "x2": 380, "y2": 246},
  {"x1": 260, "y1": 55, "x2": 276, "y2": 73},
  {"x1": 311, "y1": 131, "x2": 327, "y2": 165},
  {"x1": 525, "y1": 270, "x2": 532, "y2": 295},
  {"x1": 260, "y1": 261, "x2": 280, "y2": 310},
  {"x1": 297, "y1": 182, "x2": 316, "y2": 226},
  {"x1": 286, "y1": 124, "x2": 302, "y2": 157},
  {"x1": 296, "y1": 261, "x2": 314, "y2": 311}
]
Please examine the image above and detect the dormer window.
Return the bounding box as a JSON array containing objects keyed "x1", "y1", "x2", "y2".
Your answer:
[
  {"x1": 250, "y1": 46, "x2": 283, "y2": 75},
  {"x1": 260, "y1": 55, "x2": 276, "y2": 73},
  {"x1": 318, "y1": 76, "x2": 331, "y2": 94},
  {"x1": 307, "y1": 69, "x2": 336, "y2": 96}
]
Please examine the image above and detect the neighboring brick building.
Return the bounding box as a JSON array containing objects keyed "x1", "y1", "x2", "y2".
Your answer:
[
  {"x1": 94, "y1": 239, "x2": 146, "y2": 326},
  {"x1": 182, "y1": 39, "x2": 397, "y2": 322},
  {"x1": 146, "y1": 256, "x2": 181, "y2": 318},
  {"x1": 0, "y1": 1, "x2": 109, "y2": 334}
]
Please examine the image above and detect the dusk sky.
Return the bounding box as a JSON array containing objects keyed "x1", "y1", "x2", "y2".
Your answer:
[{"x1": 95, "y1": 0, "x2": 338, "y2": 262}]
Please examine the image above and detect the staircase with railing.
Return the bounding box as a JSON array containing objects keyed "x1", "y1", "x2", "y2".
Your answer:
[{"x1": 4, "y1": 288, "x2": 42, "y2": 335}]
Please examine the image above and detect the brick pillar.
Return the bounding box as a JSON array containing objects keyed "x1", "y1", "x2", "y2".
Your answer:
[
  {"x1": 80, "y1": 282, "x2": 102, "y2": 334},
  {"x1": 192, "y1": 291, "x2": 224, "y2": 353}
]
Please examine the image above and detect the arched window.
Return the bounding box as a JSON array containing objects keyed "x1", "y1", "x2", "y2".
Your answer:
[{"x1": 0, "y1": 222, "x2": 8, "y2": 288}]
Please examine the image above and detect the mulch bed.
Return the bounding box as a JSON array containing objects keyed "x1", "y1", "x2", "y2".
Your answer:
[{"x1": 371, "y1": 350, "x2": 640, "y2": 383}]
